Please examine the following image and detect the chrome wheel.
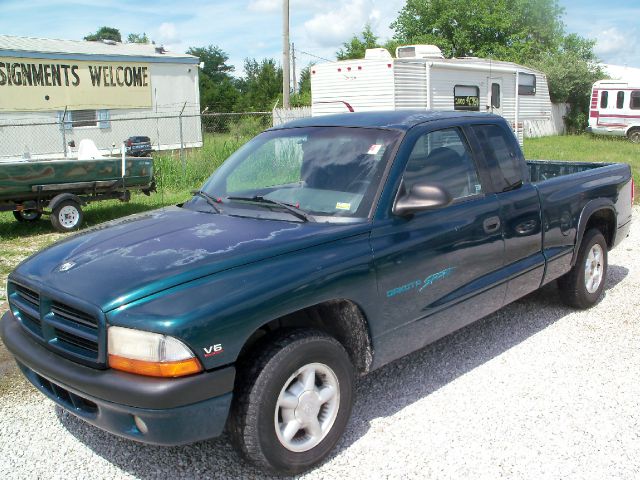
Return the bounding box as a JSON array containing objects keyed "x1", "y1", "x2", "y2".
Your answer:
[
  {"x1": 58, "y1": 205, "x2": 80, "y2": 229},
  {"x1": 274, "y1": 362, "x2": 340, "y2": 453},
  {"x1": 584, "y1": 243, "x2": 604, "y2": 294}
]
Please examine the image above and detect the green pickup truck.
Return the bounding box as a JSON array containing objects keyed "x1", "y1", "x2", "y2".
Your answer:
[
  {"x1": 1, "y1": 111, "x2": 633, "y2": 474},
  {"x1": 0, "y1": 153, "x2": 154, "y2": 232}
]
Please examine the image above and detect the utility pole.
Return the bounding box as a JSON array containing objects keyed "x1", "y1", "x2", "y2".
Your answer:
[
  {"x1": 282, "y1": 0, "x2": 291, "y2": 109},
  {"x1": 291, "y1": 42, "x2": 297, "y2": 95}
]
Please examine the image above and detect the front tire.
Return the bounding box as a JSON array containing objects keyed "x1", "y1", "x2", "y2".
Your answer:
[
  {"x1": 228, "y1": 329, "x2": 354, "y2": 475},
  {"x1": 628, "y1": 128, "x2": 640, "y2": 144},
  {"x1": 558, "y1": 228, "x2": 608, "y2": 309}
]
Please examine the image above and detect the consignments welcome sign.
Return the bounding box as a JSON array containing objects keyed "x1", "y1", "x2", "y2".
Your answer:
[{"x1": 0, "y1": 56, "x2": 152, "y2": 111}]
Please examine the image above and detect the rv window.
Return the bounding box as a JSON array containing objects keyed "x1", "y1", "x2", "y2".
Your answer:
[
  {"x1": 491, "y1": 83, "x2": 501, "y2": 109},
  {"x1": 631, "y1": 91, "x2": 640, "y2": 110},
  {"x1": 71, "y1": 110, "x2": 98, "y2": 128},
  {"x1": 518, "y1": 73, "x2": 536, "y2": 95},
  {"x1": 600, "y1": 91, "x2": 608, "y2": 109},
  {"x1": 617, "y1": 91, "x2": 625, "y2": 109},
  {"x1": 453, "y1": 85, "x2": 480, "y2": 111}
]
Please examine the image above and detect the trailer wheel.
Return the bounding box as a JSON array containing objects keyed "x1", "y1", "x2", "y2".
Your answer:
[
  {"x1": 628, "y1": 128, "x2": 640, "y2": 144},
  {"x1": 13, "y1": 210, "x2": 42, "y2": 222},
  {"x1": 51, "y1": 200, "x2": 83, "y2": 232}
]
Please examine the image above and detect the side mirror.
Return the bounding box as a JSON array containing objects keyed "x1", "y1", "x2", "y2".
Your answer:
[{"x1": 393, "y1": 182, "x2": 453, "y2": 216}]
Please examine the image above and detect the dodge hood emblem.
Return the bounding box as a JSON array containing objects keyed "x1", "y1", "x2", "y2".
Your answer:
[{"x1": 58, "y1": 261, "x2": 76, "y2": 272}]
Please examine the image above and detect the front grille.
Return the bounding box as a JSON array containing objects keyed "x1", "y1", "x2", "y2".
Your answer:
[{"x1": 9, "y1": 281, "x2": 104, "y2": 368}]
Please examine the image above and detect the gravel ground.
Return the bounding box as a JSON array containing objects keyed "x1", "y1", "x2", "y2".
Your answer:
[{"x1": 1, "y1": 208, "x2": 638, "y2": 480}]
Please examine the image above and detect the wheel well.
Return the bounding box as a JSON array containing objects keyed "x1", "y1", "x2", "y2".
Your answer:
[
  {"x1": 236, "y1": 300, "x2": 373, "y2": 376},
  {"x1": 585, "y1": 209, "x2": 615, "y2": 249}
]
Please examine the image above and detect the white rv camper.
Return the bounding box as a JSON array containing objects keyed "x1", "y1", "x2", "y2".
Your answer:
[
  {"x1": 311, "y1": 45, "x2": 556, "y2": 143},
  {"x1": 587, "y1": 79, "x2": 640, "y2": 143}
]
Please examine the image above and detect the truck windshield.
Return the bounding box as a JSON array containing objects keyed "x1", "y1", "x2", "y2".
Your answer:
[{"x1": 199, "y1": 126, "x2": 402, "y2": 220}]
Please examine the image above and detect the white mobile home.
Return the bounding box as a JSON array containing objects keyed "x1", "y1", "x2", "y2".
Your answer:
[
  {"x1": 311, "y1": 45, "x2": 558, "y2": 143},
  {"x1": 588, "y1": 79, "x2": 640, "y2": 142},
  {"x1": 0, "y1": 35, "x2": 202, "y2": 159}
]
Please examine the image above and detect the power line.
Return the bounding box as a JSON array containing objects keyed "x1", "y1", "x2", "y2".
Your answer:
[{"x1": 297, "y1": 49, "x2": 333, "y2": 63}]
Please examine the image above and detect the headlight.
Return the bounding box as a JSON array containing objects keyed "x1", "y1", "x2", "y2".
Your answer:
[{"x1": 108, "y1": 326, "x2": 202, "y2": 378}]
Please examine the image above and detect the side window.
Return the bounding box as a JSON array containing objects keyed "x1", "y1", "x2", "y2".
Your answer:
[
  {"x1": 471, "y1": 124, "x2": 523, "y2": 191},
  {"x1": 518, "y1": 73, "x2": 536, "y2": 95},
  {"x1": 453, "y1": 85, "x2": 480, "y2": 111},
  {"x1": 631, "y1": 91, "x2": 640, "y2": 110},
  {"x1": 491, "y1": 83, "x2": 501, "y2": 109},
  {"x1": 600, "y1": 91, "x2": 608, "y2": 109},
  {"x1": 403, "y1": 128, "x2": 482, "y2": 200},
  {"x1": 617, "y1": 91, "x2": 625, "y2": 109}
]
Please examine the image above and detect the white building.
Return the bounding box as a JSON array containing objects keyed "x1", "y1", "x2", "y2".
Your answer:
[
  {"x1": 0, "y1": 35, "x2": 202, "y2": 158},
  {"x1": 311, "y1": 45, "x2": 565, "y2": 143}
]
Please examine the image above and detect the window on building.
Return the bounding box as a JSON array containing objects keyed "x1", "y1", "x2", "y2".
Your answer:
[
  {"x1": 617, "y1": 91, "x2": 625, "y2": 109},
  {"x1": 403, "y1": 128, "x2": 482, "y2": 200},
  {"x1": 453, "y1": 85, "x2": 480, "y2": 111},
  {"x1": 600, "y1": 91, "x2": 608, "y2": 109},
  {"x1": 518, "y1": 73, "x2": 536, "y2": 95},
  {"x1": 491, "y1": 83, "x2": 501, "y2": 109},
  {"x1": 71, "y1": 110, "x2": 98, "y2": 127},
  {"x1": 471, "y1": 124, "x2": 523, "y2": 192},
  {"x1": 631, "y1": 91, "x2": 640, "y2": 110}
]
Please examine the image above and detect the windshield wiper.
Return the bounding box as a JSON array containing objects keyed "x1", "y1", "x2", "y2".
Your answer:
[
  {"x1": 191, "y1": 190, "x2": 222, "y2": 213},
  {"x1": 226, "y1": 195, "x2": 313, "y2": 222}
]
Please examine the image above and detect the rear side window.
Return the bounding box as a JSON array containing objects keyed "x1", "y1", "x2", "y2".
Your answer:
[
  {"x1": 617, "y1": 91, "x2": 625, "y2": 109},
  {"x1": 600, "y1": 91, "x2": 608, "y2": 109},
  {"x1": 471, "y1": 124, "x2": 523, "y2": 192},
  {"x1": 631, "y1": 91, "x2": 640, "y2": 110},
  {"x1": 403, "y1": 128, "x2": 482, "y2": 200}
]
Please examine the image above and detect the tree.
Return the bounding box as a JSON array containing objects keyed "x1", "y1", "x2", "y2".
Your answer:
[
  {"x1": 235, "y1": 58, "x2": 283, "y2": 111},
  {"x1": 336, "y1": 24, "x2": 380, "y2": 60},
  {"x1": 84, "y1": 26, "x2": 122, "y2": 43},
  {"x1": 187, "y1": 45, "x2": 238, "y2": 112},
  {"x1": 187, "y1": 45, "x2": 235, "y2": 83},
  {"x1": 127, "y1": 33, "x2": 150, "y2": 44},
  {"x1": 532, "y1": 35, "x2": 604, "y2": 132},
  {"x1": 391, "y1": 0, "x2": 565, "y2": 63},
  {"x1": 290, "y1": 64, "x2": 313, "y2": 107}
]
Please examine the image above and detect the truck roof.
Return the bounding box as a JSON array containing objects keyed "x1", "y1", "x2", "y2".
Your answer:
[{"x1": 271, "y1": 110, "x2": 502, "y2": 131}]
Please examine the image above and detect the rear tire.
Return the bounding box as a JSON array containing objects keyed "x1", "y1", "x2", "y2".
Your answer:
[
  {"x1": 51, "y1": 200, "x2": 83, "y2": 232},
  {"x1": 557, "y1": 228, "x2": 608, "y2": 309},
  {"x1": 228, "y1": 329, "x2": 354, "y2": 475},
  {"x1": 628, "y1": 128, "x2": 640, "y2": 144},
  {"x1": 13, "y1": 209, "x2": 42, "y2": 222}
]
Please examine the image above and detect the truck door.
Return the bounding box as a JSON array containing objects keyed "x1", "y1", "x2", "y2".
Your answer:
[
  {"x1": 370, "y1": 126, "x2": 506, "y2": 365},
  {"x1": 469, "y1": 123, "x2": 545, "y2": 305}
]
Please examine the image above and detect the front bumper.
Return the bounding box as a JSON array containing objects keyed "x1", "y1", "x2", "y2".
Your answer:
[{"x1": 1, "y1": 310, "x2": 235, "y2": 446}]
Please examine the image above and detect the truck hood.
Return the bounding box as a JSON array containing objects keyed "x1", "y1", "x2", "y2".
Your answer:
[{"x1": 13, "y1": 206, "x2": 367, "y2": 312}]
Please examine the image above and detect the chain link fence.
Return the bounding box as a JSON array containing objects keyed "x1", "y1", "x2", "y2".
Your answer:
[{"x1": 0, "y1": 110, "x2": 307, "y2": 160}]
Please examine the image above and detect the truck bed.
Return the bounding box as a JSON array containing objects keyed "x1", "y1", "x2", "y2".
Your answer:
[
  {"x1": 0, "y1": 156, "x2": 154, "y2": 201},
  {"x1": 527, "y1": 160, "x2": 610, "y2": 182}
]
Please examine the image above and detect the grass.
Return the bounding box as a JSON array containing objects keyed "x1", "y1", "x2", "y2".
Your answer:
[
  {"x1": 524, "y1": 134, "x2": 639, "y2": 189},
  {"x1": 1, "y1": 133, "x2": 638, "y2": 316}
]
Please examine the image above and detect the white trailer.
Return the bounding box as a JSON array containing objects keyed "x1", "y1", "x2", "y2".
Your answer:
[
  {"x1": 587, "y1": 79, "x2": 640, "y2": 143},
  {"x1": 311, "y1": 45, "x2": 556, "y2": 143}
]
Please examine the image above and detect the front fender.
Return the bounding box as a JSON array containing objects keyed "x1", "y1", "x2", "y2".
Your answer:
[{"x1": 105, "y1": 232, "x2": 378, "y2": 370}]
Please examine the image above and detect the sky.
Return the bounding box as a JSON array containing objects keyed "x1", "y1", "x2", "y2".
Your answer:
[{"x1": 0, "y1": 0, "x2": 638, "y2": 81}]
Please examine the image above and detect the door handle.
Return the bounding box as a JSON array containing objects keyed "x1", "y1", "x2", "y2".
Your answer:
[{"x1": 483, "y1": 216, "x2": 501, "y2": 234}]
